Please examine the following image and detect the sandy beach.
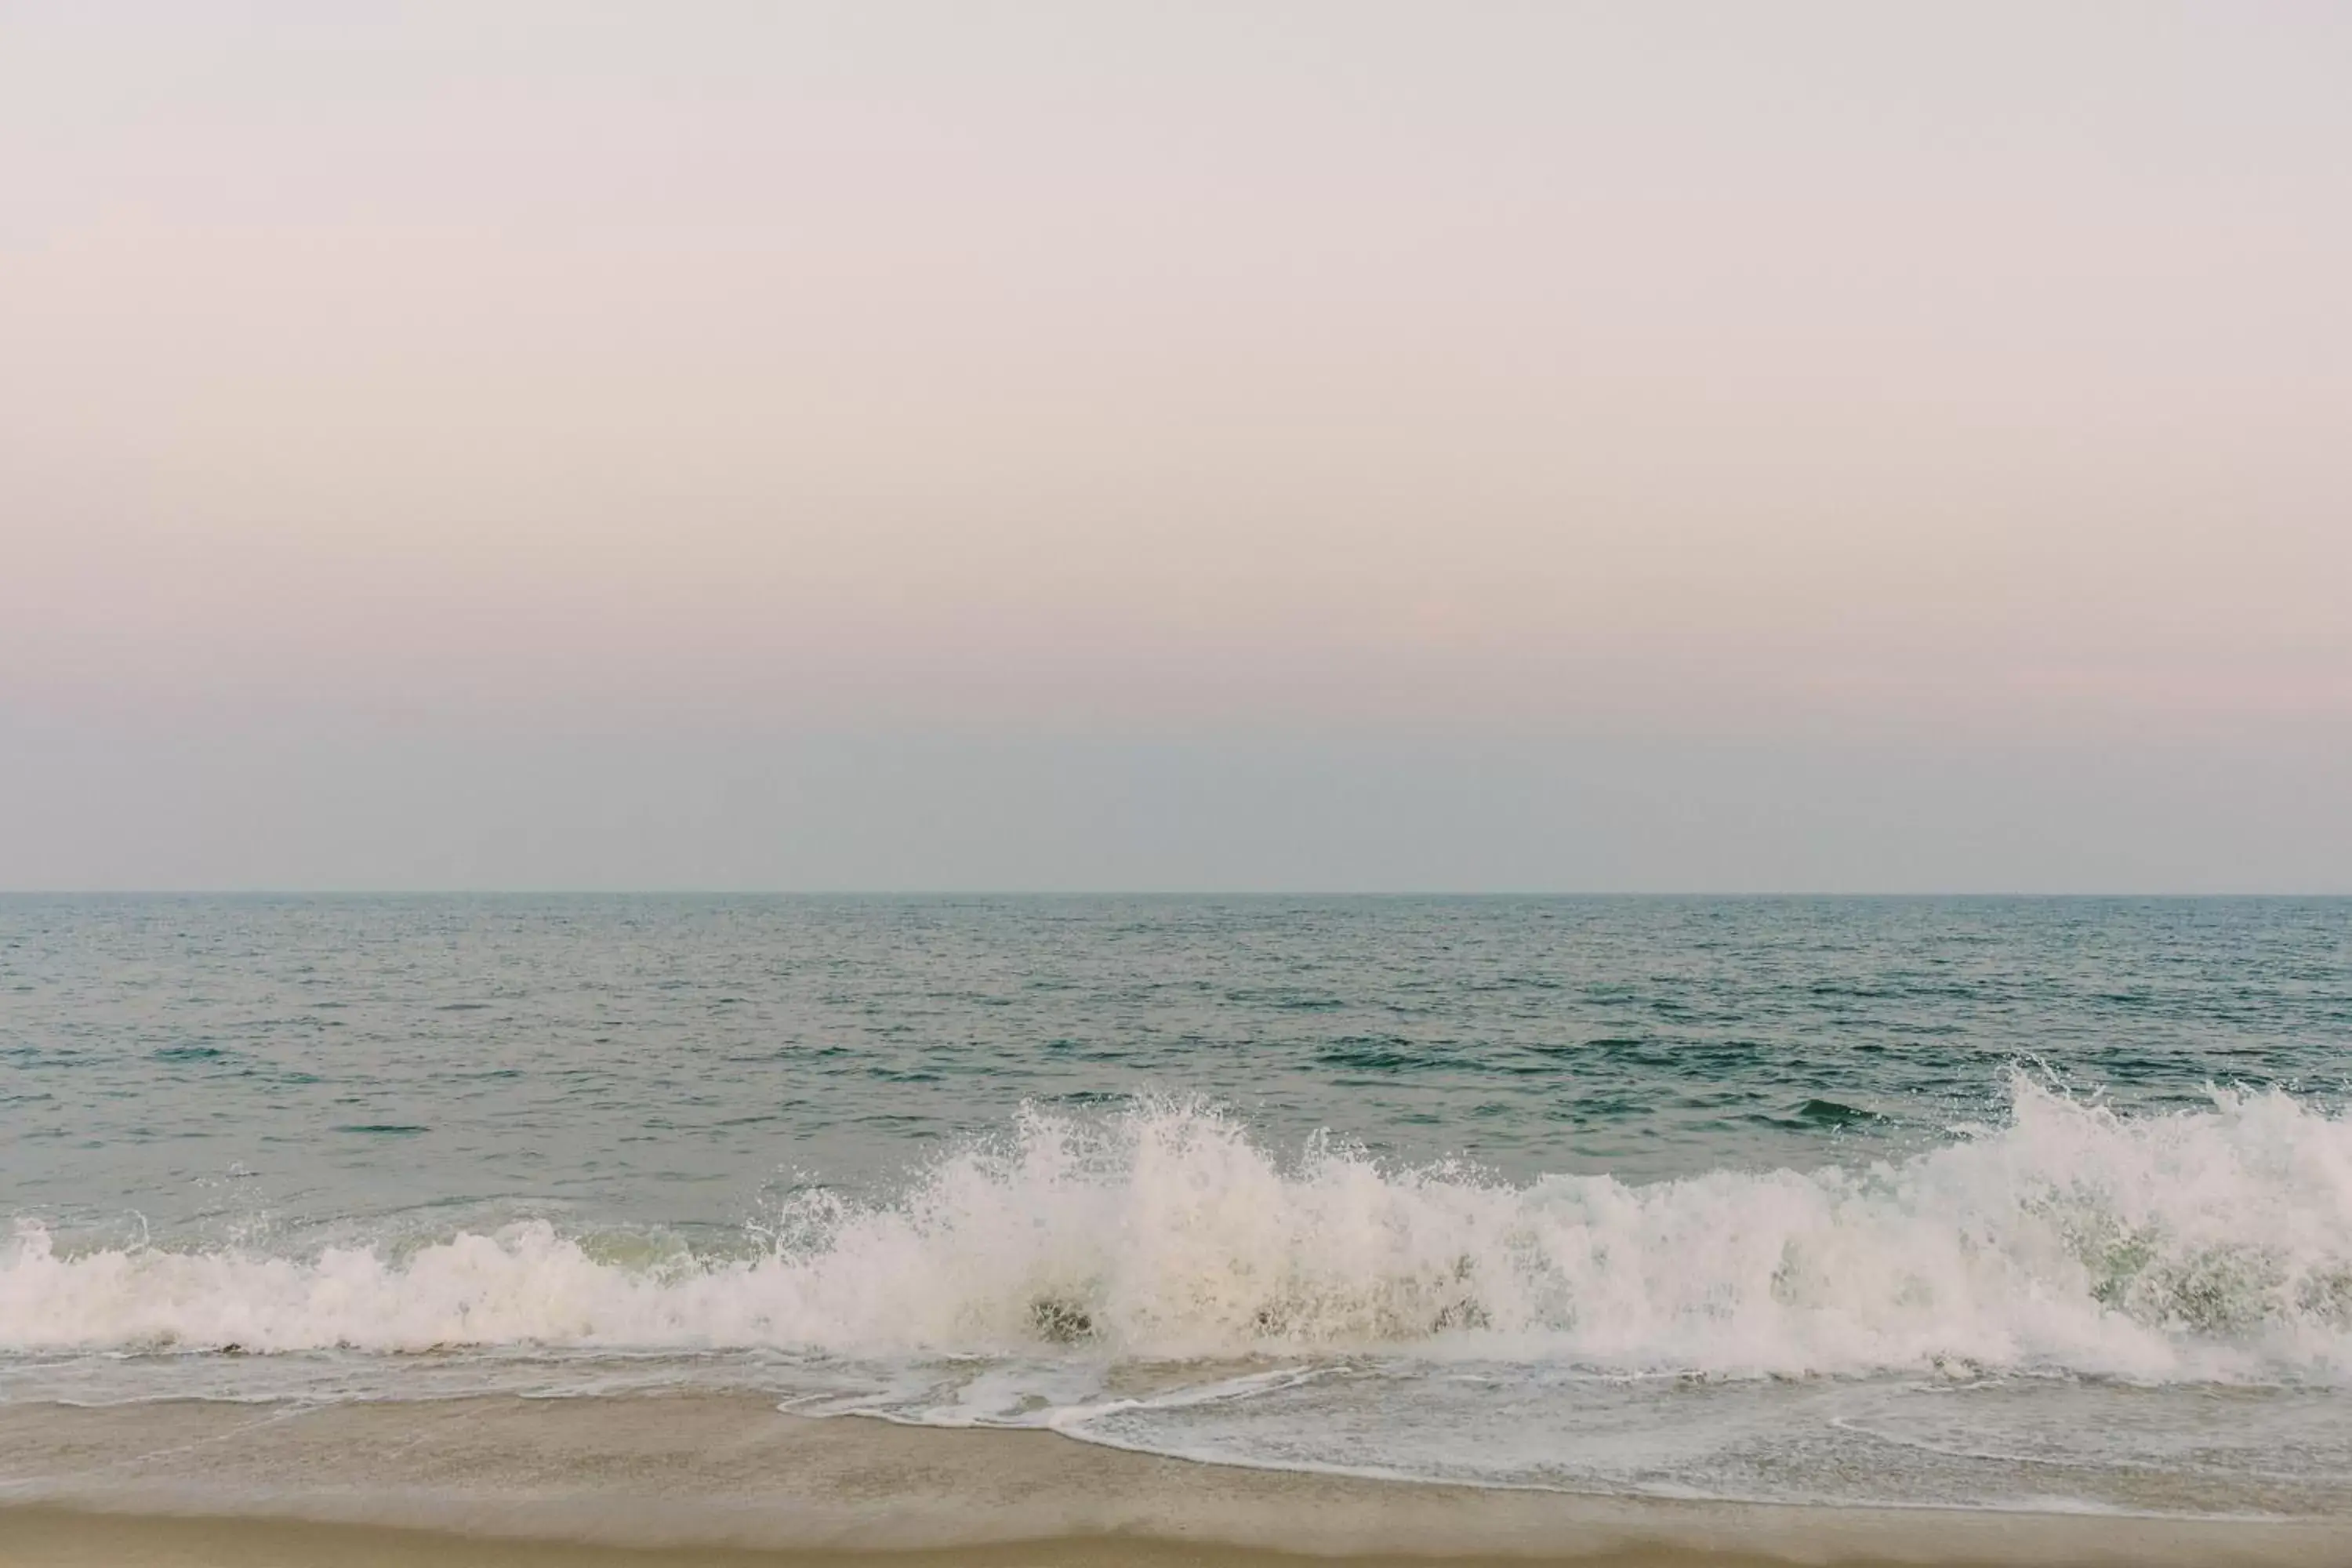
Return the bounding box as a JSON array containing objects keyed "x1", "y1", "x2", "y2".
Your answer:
[{"x1": 2, "y1": 1394, "x2": 2346, "y2": 1567}]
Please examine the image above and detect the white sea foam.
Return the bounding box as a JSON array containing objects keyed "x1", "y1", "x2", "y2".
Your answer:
[{"x1": 8, "y1": 1079, "x2": 2352, "y2": 1381}]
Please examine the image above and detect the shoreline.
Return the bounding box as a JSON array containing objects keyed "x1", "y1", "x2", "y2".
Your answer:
[{"x1": 2, "y1": 1395, "x2": 2347, "y2": 1566}]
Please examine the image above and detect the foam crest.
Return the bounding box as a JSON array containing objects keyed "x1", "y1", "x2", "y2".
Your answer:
[{"x1": 9, "y1": 1080, "x2": 2352, "y2": 1380}]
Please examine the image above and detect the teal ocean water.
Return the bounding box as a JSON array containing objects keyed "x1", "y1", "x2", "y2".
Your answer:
[{"x1": 6, "y1": 895, "x2": 2352, "y2": 1514}]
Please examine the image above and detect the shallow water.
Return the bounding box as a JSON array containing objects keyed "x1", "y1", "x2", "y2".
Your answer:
[{"x1": 5, "y1": 895, "x2": 2352, "y2": 1514}]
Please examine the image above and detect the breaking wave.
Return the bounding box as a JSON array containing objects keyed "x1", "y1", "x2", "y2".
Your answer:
[{"x1": 9, "y1": 1077, "x2": 2352, "y2": 1381}]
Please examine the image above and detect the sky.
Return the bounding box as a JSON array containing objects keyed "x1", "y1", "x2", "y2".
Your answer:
[{"x1": 4, "y1": 2, "x2": 2349, "y2": 891}]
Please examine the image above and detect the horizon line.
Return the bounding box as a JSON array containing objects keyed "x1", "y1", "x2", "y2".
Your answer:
[{"x1": 3, "y1": 888, "x2": 2346, "y2": 900}]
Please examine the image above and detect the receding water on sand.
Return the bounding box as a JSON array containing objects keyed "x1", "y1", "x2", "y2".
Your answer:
[{"x1": 6, "y1": 1395, "x2": 2351, "y2": 1567}]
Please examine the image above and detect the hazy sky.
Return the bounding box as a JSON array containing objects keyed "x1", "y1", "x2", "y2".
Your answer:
[{"x1": 5, "y1": 2, "x2": 2349, "y2": 891}]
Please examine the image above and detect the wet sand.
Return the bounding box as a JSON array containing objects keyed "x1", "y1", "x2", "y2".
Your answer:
[{"x1": 1, "y1": 1394, "x2": 2344, "y2": 1566}]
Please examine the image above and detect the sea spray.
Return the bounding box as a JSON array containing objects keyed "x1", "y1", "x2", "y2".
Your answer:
[{"x1": 8, "y1": 1078, "x2": 2352, "y2": 1381}]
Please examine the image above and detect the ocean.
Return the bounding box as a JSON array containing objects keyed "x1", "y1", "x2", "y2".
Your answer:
[{"x1": 5, "y1": 895, "x2": 2352, "y2": 1522}]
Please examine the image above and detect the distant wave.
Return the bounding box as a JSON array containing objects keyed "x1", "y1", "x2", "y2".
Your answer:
[{"x1": 8, "y1": 1077, "x2": 2352, "y2": 1381}]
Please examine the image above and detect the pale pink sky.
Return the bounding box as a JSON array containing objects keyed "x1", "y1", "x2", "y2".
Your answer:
[{"x1": 4, "y1": 3, "x2": 2348, "y2": 888}]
